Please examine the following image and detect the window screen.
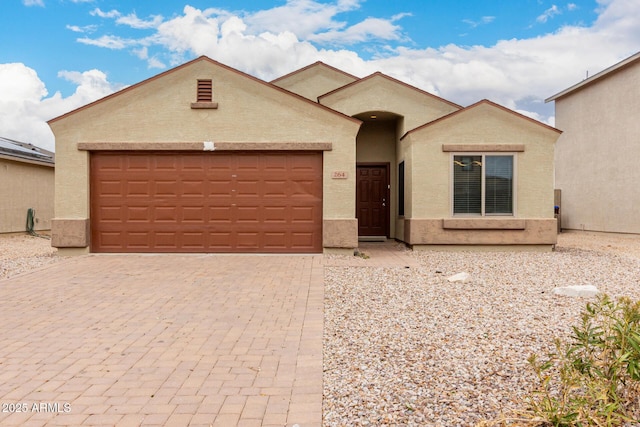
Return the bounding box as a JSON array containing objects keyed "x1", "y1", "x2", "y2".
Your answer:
[{"x1": 453, "y1": 154, "x2": 514, "y2": 215}]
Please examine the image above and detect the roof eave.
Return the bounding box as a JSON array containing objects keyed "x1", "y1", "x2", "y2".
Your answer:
[
  {"x1": 546, "y1": 51, "x2": 640, "y2": 103},
  {"x1": 48, "y1": 56, "x2": 361, "y2": 126}
]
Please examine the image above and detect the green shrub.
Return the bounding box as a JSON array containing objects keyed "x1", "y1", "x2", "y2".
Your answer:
[{"x1": 525, "y1": 294, "x2": 640, "y2": 426}]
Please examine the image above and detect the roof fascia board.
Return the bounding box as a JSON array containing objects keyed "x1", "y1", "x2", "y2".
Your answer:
[
  {"x1": 0, "y1": 153, "x2": 55, "y2": 167},
  {"x1": 546, "y1": 51, "x2": 640, "y2": 102},
  {"x1": 49, "y1": 56, "x2": 361, "y2": 126},
  {"x1": 401, "y1": 99, "x2": 561, "y2": 140},
  {"x1": 270, "y1": 61, "x2": 359, "y2": 84},
  {"x1": 318, "y1": 71, "x2": 463, "y2": 110}
]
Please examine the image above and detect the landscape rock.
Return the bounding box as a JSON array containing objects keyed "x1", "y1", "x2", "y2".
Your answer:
[
  {"x1": 447, "y1": 272, "x2": 471, "y2": 283},
  {"x1": 552, "y1": 285, "x2": 599, "y2": 297}
]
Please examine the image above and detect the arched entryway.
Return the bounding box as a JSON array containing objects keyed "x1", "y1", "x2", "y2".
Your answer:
[{"x1": 353, "y1": 111, "x2": 403, "y2": 240}]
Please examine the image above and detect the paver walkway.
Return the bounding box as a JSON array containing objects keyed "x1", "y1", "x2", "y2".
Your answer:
[
  {"x1": 0, "y1": 254, "x2": 323, "y2": 427},
  {"x1": 323, "y1": 240, "x2": 421, "y2": 268}
]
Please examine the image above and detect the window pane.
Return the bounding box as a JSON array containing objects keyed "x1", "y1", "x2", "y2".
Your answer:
[
  {"x1": 453, "y1": 156, "x2": 482, "y2": 214},
  {"x1": 485, "y1": 156, "x2": 513, "y2": 214}
]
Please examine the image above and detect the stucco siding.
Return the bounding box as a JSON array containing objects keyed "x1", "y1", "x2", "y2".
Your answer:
[
  {"x1": 554, "y1": 62, "x2": 640, "y2": 233},
  {"x1": 0, "y1": 158, "x2": 54, "y2": 233},
  {"x1": 271, "y1": 65, "x2": 358, "y2": 101},
  {"x1": 49, "y1": 58, "x2": 361, "y2": 250},
  {"x1": 319, "y1": 75, "x2": 460, "y2": 134},
  {"x1": 399, "y1": 102, "x2": 558, "y2": 246},
  {"x1": 407, "y1": 104, "x2": 556, "y2": 219}
]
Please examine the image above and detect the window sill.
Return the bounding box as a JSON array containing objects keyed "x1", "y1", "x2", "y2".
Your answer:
[
  {"x1": 190, "y1": 102, "x2": 218, "y2": 109},
  {"x1": 443, "y1": 218, "x2": 525, "y2": 230}
]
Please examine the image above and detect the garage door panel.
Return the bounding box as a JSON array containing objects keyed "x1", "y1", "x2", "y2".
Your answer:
[
  {"x1": 98, "y1": 206, "x2": 124, "y2": 222},
  {"x1": 153, "y1": 156, "x2": 178, "y2": 172},
  {"x1": 209, "y1": 206, "x2": 233, "y2": 223},
  {"x1": 96, "y1": 180, "x2": 124, "y2": 196},
  {"x1": 237, "y1": 232, "x2": 260, "y2": 248},
  {"x1": 127, "y1": 156, "x2": 152, "y2": 171},
  {"x1": 127, "y1": 232, "x2": 151, "y2": 249},
  {"x1": 291, "y1": 232, "x2": 315, "y2": 249},
  {"x1": 236, "y1": 180, "x2": 260, "y2": 196},
  {"x1": 155, "y1": 181, "x2": 179, "y2": 197},
  {"x1": 127, "y1": 206, "x2": 150, "y2": 222},
  {"x1": 91, "y1": 151, "x2": 322, "y2": 253},
  {"x1": 264, "y1": 206, "x2": 287, "y2": 223},
  {"x1": 127, "y1": 181, "x2": 151, "y2": 197},
  {"x1": 154, "y1": 206, "x2": 178, "y2": 222},
  {"x1": 181, "y1": 180, "x2": 206, "y2": 197},
  {"x1": 182, "y1": 206, "x2": 205, "y2": 223}
]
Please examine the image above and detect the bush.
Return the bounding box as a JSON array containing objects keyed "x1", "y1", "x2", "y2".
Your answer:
[
  {"x1": 527, "y1": 294, "x2": 640, "y2": 426},
  {"x1": 479, "y1": 294, "x2": 640, "y2": 427}
]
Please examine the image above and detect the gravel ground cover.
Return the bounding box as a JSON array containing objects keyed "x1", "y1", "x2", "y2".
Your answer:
[
  {"x1": 0, "y1": 233, "x2": 61, "y2": 280},
  {"x1": 323, "y1": 232, "x2": 640, "y2": 426}
]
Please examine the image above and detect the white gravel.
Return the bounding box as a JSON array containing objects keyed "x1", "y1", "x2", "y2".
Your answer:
[
  {"x1": 323, "y1": 231, "x2": 640, "y2": 426},
  {"x1": 0, "y1": 233, "x2": 62, "y2": 280}
]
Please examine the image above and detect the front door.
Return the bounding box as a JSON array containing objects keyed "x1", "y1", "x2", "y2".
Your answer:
[{"x1": 356, "y1": 164, "x2": 389, "y2": 237}]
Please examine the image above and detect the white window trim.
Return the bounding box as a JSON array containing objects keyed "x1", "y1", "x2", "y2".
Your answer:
[{"x1": 450, "y1": 152, "x2": 517, "y2": 217}]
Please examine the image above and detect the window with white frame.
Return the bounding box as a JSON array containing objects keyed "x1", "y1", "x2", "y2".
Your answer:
[{"x1": 452, "y1": 154, "x2": 514, "y2": 215}]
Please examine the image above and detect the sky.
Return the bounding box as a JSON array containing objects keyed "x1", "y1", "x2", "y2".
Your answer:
[{"x1": 1, "y1": 0, "x2": 639, "y2": 152}]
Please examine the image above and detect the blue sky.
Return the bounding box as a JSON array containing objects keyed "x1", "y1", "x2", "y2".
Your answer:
[{"x1": 1, "y1": 0, "x2": 638, "y2": 151}]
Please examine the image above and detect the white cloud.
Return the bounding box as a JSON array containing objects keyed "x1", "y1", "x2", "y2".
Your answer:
[
  {"x1": 22, "y1": 0, "x2": 44, "y2": 6},
  {"x1": 90, "y1": 8, "x2": 121, "y2": 19},
  {"x1": 116, "y1": 12, "x2": 163, "y2": 30},
  {"x1": 0, "y1": 64, "x2": 122, "y2": 151},
  {"x1": 147, "y1": 57, "x2": 166, "y2": 69},
  {"x1": 537, "y1": 5, "x2": 561, "y2": 23},
  {"x1": 66, "y1": 24, "x2": 97, "y2": 33},
  {"x1": 463, "y1": 16, "x2": 496, "y2": 28},
  {"x1": 77, "y1": 35, "x2": 132, "y2": 49},
  {"x1": 309, "y1": 16, "x2": 407, "y2": 45}
]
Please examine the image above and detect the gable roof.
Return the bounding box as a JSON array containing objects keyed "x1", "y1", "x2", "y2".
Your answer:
[
  {"x1": 401, "y1": 99, "x2": 561, "y2": 140},
  {"x1": 318, "y1": 71, "x2": 463, "y2": 109},
  {"x1": 0, "y1": 136, "x2": 55, "y2": 167},
  {"x1": 48, "y1": 56, "x2": 360, "y2": 125},
  {"x1": 270, "y1": 61, "x2": 359, "y2": 84},
  {"x1": 546, "y1": 51, "x2": 640, "y2": 102}
]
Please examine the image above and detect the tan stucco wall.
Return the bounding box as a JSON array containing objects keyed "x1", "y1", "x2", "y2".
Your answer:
[
  {"x1": 0, "y1": 158, "x2": 54, "y2": 233},
  {"x1": 319, "y1": 75, "x2": 461, "y2": 135},
  {"x1": 398, "y1": 102, "x2": 559, "y2": 246},
  {"x1": 271, "y1": 64, "x2": 358, "y2": 101},
  {"x1": 49, "y1": 58, "x2": 361, "y2": 250},
  {"x1": 554, "y1": 62, "x2": 640, "y2": 233}
]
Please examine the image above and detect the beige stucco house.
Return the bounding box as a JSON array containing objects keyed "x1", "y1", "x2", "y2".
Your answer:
[
  {"x1": 49, "y1": 56, "x2": 560, "y2": 254},
  {"x1": 0, "y1": 137, "x2": 55, "y2": 233},
  {"x1": 546, "y1": 51, "x2": 640, "y2": 234}
]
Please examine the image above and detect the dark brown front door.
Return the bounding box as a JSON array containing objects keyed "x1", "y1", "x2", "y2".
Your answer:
[{"x1": 356, "y1": 164, "x2": 389, "y2": 237}]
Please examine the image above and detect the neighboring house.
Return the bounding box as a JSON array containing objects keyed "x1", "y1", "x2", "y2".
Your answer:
[
  {"x1": 48, "y1": 56, "x2": 560, "y2": 254},
  {"x1": 0, "y1": 136, "x2": 55, "y2": 233},
  {"x1": 546, "y1": 51, "x2": 640, "y2": 234}
]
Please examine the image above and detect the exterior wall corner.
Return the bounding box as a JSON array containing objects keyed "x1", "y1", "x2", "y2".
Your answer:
[
  {"x1": 323, "y1": 218, "x2": 358, "y2": 248},
  {"x1": 51, "y1": 218, "x2": 90, "y2": 248}
]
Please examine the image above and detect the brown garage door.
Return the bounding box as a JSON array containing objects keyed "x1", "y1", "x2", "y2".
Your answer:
[{"x1": 90, "y1": 151, "x2": 322, "y2": 253}]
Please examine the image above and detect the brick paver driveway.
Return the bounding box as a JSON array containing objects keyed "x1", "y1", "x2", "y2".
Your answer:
[{"x1": 0, "y1": 254, "x2": 323, "y2": 427}]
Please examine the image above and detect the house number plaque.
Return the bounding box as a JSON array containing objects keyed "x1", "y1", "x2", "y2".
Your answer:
[{"x1": 332, "y1": 171, "x2": 348, "y2": 179}]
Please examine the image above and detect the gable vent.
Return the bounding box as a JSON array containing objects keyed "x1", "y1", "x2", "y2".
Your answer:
[
  {"x1": 197, "y1": 79, "x2": 213, "y2": 102},
  {"x1": 191, "y1": 79, "x2": 218, "y2": 109}
]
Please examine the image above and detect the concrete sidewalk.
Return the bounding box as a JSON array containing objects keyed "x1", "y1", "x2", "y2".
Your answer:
[{"x1": 0, "y1": 254, "x2": 324, "y2": 427}]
